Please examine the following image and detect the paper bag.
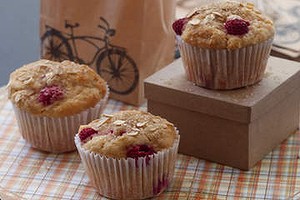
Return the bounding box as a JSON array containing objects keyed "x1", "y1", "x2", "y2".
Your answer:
[{"x1": 40, "y1": 0, "x2": 176, "y2": 105}]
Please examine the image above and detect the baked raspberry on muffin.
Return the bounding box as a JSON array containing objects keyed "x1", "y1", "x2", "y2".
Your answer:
[
  {"x1": 7, "y1": 59, "x2": 109, "y2": 153},
  {"x1": 75, "y1": 110, "x2": 180, "y2": 199},
  {"x1": 173, "y1": 1, "x2": 275, "y2": 89}
]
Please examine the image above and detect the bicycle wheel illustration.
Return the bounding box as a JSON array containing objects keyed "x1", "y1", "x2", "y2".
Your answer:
[
  {"x1": 96, "y1": 49, "x2": 139, "y2": 95},
  {"x1": 41, "y1": 30, "x2": 73, "y2": 61}
]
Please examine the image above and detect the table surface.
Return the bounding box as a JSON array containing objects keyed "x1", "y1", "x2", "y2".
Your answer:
[{"x1": 0, "y1": 86, "x2": 300, "y2": 200}]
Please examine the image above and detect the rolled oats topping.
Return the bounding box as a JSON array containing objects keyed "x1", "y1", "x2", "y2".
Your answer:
[
  {"x1": 136, "y1": 121, "x2": 147, "y2": 128},
  {"x1": 178, "y1": 1, "x2": 275, "y2": 49},
  {"x1": 79, "y1": 110, "x2": 178, "y2": 159},
  {"x1": 7, "y1": 59, "x2": 107, "y2": 117}
]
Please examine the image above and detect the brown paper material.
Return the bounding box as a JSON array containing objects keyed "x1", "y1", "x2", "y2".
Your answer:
[
  {"x1": 40, "y1": 0, "x2": 176, "y2": 105},
  {"x1": 145, "y1": 56, "x2": 300, "y2": 170}
]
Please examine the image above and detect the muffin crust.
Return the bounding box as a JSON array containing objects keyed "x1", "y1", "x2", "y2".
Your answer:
[
  {"x1": 181, "y1": 1, "x2": 275, "y2": 49},
  {"x1": 7, "y1": 59, "x2": 107, "y2": 117},
  {"x1": 79, "y1": 110, "x2": 178, "y2": 158}
]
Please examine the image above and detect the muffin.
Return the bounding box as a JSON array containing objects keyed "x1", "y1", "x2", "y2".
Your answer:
[
  {"x1": 7, "y1": 59, "x2": 109, "y2": 153},
  {"x1": 74, "y1": 110, "x2": 180, "y2": 199},
  {"x1": 173, "y1": 1, "x2": 275, "y2": 89}
]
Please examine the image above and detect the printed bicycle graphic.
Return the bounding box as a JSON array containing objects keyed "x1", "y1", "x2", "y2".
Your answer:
[{"x1": 41, "y1": 17, "x2": 139, "y2": 95}]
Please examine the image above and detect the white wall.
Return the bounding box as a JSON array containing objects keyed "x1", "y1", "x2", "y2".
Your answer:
[{"x1": 0, "y1": 1, "x2": 40, "y2": 86}]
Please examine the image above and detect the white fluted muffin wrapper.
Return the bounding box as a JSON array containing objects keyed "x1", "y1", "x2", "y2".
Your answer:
[
  {"x1": 75, "y1": 132, "x2": 180, "y2": 199},
  {"x1": 12, "y1": 85, "x2": 109, "y2": 153},
  {"x1": 177, "y1": 36, "x2": 273, "y2": 90}
]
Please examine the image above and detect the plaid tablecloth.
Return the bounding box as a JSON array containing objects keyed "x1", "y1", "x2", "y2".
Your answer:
[{"x1": 0, "y1": 86, "x2": 300, "y2": 200}]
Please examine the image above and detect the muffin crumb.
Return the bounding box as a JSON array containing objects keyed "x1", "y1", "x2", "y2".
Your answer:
[
  {"x1": 79, "y1": 110, "x2": 178, "y2": 159},
  {"x1": 179, "y1": 1, "x2": 274, "y2": 49},
  {"x1": 7, "y1": 59, "x2": 107, "y2": 117}
]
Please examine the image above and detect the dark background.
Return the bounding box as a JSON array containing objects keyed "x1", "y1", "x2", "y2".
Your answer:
[{"x1": 0, "y1": 1, "x2": 39, "y2": 86}]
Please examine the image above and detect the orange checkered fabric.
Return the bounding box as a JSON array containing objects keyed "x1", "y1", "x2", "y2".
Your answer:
[{"x1": 0, "y1": 87, "x2": 299, "y2": 199}]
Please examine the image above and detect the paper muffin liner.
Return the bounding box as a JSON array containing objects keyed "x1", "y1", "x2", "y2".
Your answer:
[
  {"x1": 12, "y1": 86, "x2": 109, "y2": 153},
  {"x1": 74, "y1": 132, "x2": 180, "y2": 199},
  {"x1": 177, "y1": 36, "x2": 274, "y2": 90}
]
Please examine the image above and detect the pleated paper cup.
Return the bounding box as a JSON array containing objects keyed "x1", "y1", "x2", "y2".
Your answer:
[
  {"x1": 12, "y1": 86, "x2": 109, "y2": 153},
  {"x1": 75, "y1": 133, "x2": 180, "y2": 199},
  {"x1": 177, "y1": 36, "x2": 273, "y2": 90}
]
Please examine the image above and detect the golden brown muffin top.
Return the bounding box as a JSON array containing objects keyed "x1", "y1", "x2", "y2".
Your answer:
[
  {"x1": 7, "y1": 59, "x2": 107, "y2": 117},
  {"x1": 78, "y1": 110, "x2": 178, "y2": 159},
  {"x1": 180, "y1": 1, "x2": 275, "y2": 49}
]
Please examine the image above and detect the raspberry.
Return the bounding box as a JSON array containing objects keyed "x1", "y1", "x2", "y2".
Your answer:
[
  {"x1": 79, "y1": 128, "x2": 98, "y2": 141},
  {"x1": 172, "y1": 18, "x2": 188, "y2": 35},
  {"x1": 224, "y1": 19, "x2": 250, "y2": 35},
  {"x1": 126, "y1": 144, "x2": 156, "y2": 159},
  {"x1": 38, "y1": 85, "x2": 64, "y2": 106},
  {"x1": 119, "y1": 129, "x2": 126, "y2": 136}
]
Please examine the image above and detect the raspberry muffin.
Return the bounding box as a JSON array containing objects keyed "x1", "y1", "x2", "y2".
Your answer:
[
  {"x1": 7, "y1": 59, "x2": 108, "y2": 153},
  {"x1": 74, "y1": 110, "x2": 180, "y2": 199},
  {"x1": 173, "y1": 1, "x2": 275, "y2": 89}
]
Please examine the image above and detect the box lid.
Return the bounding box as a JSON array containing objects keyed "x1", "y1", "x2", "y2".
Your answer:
[{"x1": 144, "y1": 56, "x2": 300, "y2": 123}]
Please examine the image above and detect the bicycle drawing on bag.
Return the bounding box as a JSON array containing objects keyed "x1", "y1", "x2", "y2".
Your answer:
[{"x1": 41, "y1": 17, "x2": 139, "y2": 95}]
